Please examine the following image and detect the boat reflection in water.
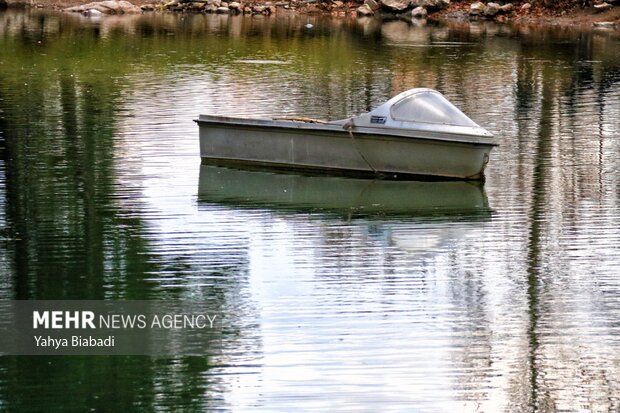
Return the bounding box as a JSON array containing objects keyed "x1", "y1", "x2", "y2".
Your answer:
[
  {"x1": 197, "y1": 165, "x2": 493, "y2": 256},
  {"x1": 198, "y1": 165, "x2": 490, "y2": 216}
]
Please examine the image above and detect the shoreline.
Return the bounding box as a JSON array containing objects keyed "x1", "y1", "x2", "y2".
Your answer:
[{"x1": 2, "y1": 0, "x2": 619, "y2": 28}]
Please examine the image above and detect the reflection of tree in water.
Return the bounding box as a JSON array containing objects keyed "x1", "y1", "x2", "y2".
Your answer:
[
  {"x1": 1, "y1": 64, "x2": 156, "y2": 299},
  {"x1": 515, "y1": 28, "x2": 620, "y2": 413},
  {"x1": 367, "y1": 20, "x2": 620, "y2": 410},
  {"x1": 0, "y1": 12, "x2": 257, "y2": 412}
]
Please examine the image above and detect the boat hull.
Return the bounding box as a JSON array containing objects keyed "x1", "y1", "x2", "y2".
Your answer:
[{"x1": 196, "y1": 116, "x2": 496, "y2": 180}]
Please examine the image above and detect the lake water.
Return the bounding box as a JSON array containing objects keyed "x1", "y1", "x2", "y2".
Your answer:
[{"x1": 0, "y1": 9, "x2": 619, "y2": 412}]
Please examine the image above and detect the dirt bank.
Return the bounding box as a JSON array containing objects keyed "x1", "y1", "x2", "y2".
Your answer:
[
  {"x1": 432, "y1": 0, "x2": 620, "y2": 26},
  {"x1": 3, "y1": 0, "x2": 619, "y2": 28}
]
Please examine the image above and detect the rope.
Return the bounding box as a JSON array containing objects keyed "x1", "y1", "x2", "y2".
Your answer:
[
  {"x1": 273, "y1": 116, "x2": 328, "y2": 124},
  {"x1": 344, "y1": 118, "x2": 378, "y2": 175}
]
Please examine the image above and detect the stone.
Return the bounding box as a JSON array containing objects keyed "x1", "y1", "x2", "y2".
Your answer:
[
  {"x1": 333, "y1": 0, "x2": 343, "y2": 6},
  {"x1": 99, "y1": 0, "x2": 141, "y2": 12},
  {"x1": 221, "y1": 1, "x2": 228, "y2": 6},
  {"x1": 65, "y1": 0, "x2": 141, "y2": 14},
  {"x1": 499, "y1": 3, "x2": 513, "y2": 12},
  {"x1": 267, "y1": 5, "x2": 276, "y2": 13},
  {"x1": 216, "y1": 5, "x2": 229, "y2": 12},
  {"x1": 469, "y1": 1, "x2": 486, "y2": 14},
  {"x1": 356, "y1": 3, "x2": 374, "y2": 13},
  {"x1": 485, "y1": 2, "x2": 500, "y2": 15},
  {"x1": 364, "y1": 0, "x2": 380, "y2": 9},
  {"x1": 520, "y1": 2, "x2": 531, "y2": 10},
  {"x1": 205, "y1": 3, "x2": 218, "y2": 11},
  {"x1": 414, "y1": 0, "x2": 448, "y2": 9},
  {"x1": 593, "y1": 1, "x2": 612, "y2": 11},
  {"x1": 243, "y1": 5, "x2": 252, "y2": 12},
  {"x1": 445, "y1": 10, "x2": 468, "y2": 19},
  {"x1": 410, "y1": 5, "x2": 427, "y2": 16},
  {"x1": 84, "y1": 8, "x2": 104, "y2": 14},
  {"x1": 252, "y1": 4, "x2": 266, "y2": 12},
  {"x1": 207, "y1": 0, "x2": 221, "y2": 6},
  {"x1": 381, "y1": 0, "x2": 410, "y2": 11},
  {"x1": 140, "y1": 3, "x2": 155, "y2": 10},
  {"x1": 228, "y1": 1, "x2": 241, "y2": 9}
]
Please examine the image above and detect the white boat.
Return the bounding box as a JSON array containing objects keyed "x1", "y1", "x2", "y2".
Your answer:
[{"x1": 195, "y1": 88, "x2": 498, "y2": 180}]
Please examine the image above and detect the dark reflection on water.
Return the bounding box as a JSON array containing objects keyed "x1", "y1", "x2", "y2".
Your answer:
[
  {"x1": 0, "y1": 8, "x2": 619, "y2": 412},
  {"x1": 197, "y1": 164, "x2": 492, "y2": 216}
]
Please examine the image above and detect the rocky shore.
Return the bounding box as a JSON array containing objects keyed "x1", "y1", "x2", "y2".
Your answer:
[{"x1": 3, "y1": 0, "x2": 619, "y2": 27}]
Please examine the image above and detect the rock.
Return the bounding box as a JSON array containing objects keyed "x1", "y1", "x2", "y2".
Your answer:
[
  {"x1": 228, "y1": 1, "x2": 241, "y2": 9},
  {"x1": 445, "y1": 10, "x2": 468, "y2": 19},
  {"x1": 469, "y1": 1, "x2": 486, "y2": 15},
  {"x1": 98, "y1": 0, "x2": 141, "y2": 12},
  {"x1": 593, "y1": 1, "x2": 612, "y2": 11},
  {"x1": 333, "y1": 0, "x2": 343, "y2": 6},
  {"x1": 252, "y1": 4, "x2": 266, "y2": 12},
  {"x1": 190, "y1": 2, "x2": 205, "y2": 9},
  {"x1": 357, "y1": 3, "x2": 374, "y2": 14},
  {"x1": 84, "y1": 8, "x2": 104, "y2": 14},
  {"x1": 485, "y1": 2, "x2": 500, "y2": 15},
  {"x1": 267, "y1": 4, "x2": 276, "y2": 13},
  {"x1": 221, "y1": 1, "x2": 228, "y2": 6},
  {"x1": 205, "y1": 3, "x2": 218, "y2": 11},
  {"x1": 414, "y1": 0, "x2": 448, "y2": 9},
  {"x1": 499, "y1": 3, "x2": 513, "y2": 12},
  {"x1": 520, "y1": 2, "x2": 531, "y2": 11},
  {"x1": 381, "y1": 0, "x2": 410, "y2": 11},
  {"x1": 65, "y1": 0, "x2": 141, "y2": 14},
  {"x1": 243, "y1": 6, "x2": 252, "y2": 12},
  {"x1": 364, "y1": 0, "x2": 380, "y2": 9},
  {"x1": 410, "y1": 5, "x2": 427, "y2": 16},
  {"x1": 207, "y1": 0, "x2": 221, "y2": 6},
  {"x1": 140, "y1": 3, "x2": 155, "y2": 10},
  {"x1": 216, "y1": 5, "x2": 229, "y2": 12}
]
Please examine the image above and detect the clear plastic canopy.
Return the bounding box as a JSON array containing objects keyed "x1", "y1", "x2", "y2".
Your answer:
[{"x1": 390, "y1": 90, "x2": 478, "y2": 127}]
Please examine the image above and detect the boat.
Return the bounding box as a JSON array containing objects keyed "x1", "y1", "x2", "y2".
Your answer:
[{"x1": 195, "y1": 88, "x2": 498, "y2": 180}]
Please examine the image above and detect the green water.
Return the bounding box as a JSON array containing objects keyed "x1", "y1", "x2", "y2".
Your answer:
[{"x1": 0, "y1": 9, "x2": 619, "y2": 411}]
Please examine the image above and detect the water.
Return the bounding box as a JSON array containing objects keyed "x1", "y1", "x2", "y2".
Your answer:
[{"x1": 0, "y1": 9, "x2": 619, "y2": 412}]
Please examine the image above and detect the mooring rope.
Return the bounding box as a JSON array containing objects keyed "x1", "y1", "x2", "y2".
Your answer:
[
  {"x1": 343, "y1": 118, "x2": 378, "y2": 175},
  {"x1": 273, "y1": 116, "x2": 328, "y2": 124}
]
